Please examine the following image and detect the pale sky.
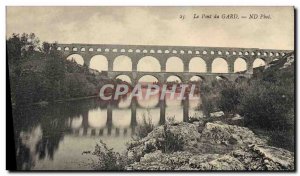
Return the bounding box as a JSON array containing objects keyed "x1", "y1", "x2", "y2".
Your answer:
[{"x1": 6, "y1": 6, "x2": 294, "y2": 82}]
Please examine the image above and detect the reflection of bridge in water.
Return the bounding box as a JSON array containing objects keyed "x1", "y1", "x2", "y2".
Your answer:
[
  {"x1": 55, "y1": 43, "x2": 292, "y2": 83},
  {"x1": 55, "y1": 44, "x2": 292, "y2": 136},
  {"x1": 66, "y1": 98, "x2": 192, "y2": 137}
]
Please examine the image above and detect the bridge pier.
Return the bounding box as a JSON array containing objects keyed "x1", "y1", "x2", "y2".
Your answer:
[
  {"x1": 159, "y1": 99, "x2": 166, "y2": 125},
  {"x1": 108, "y1": 59, "x2": 114, "y2": 72},
  {"x1": 228, "y1": 61, "x2": 234, "y2": 73},
  {"x1": 183, "y1": 97, "x2": 189, "y2": 122},
  {"x1": 107, "y1": 102, "x2": 113, "y2": 136},
  {"x1": 130, "y1": 98, "x2": 137, "y2": 127},
  {"x1": 81, "y1": 110, "x2": 89, "y2": 135}
]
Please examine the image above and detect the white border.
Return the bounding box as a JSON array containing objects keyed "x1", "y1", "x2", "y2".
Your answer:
[{"x1": 1, "y1": 0, "x2": 298, "y2": 176}]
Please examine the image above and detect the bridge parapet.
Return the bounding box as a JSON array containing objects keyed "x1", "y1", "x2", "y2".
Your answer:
[
  {"x1": 107, "y1": 71, "x2": 251, "y2": 84},
  {"x1": 55, "y1": 43, "x2": 293, "y2": 74}
]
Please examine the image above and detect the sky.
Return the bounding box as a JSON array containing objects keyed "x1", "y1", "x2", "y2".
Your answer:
[
  {"x1": 6, "y1": 6, "x2": 294, "y2": 82},
  {"x1": 7, "y1": 6, "x2": 294, "y2": 49}
]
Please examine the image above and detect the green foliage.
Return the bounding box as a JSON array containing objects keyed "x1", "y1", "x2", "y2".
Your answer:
[
  {"x1": 135, "y1": 109, "x2": 154, "y2": 139},
  {"x1": 42, "y1": 42, "x2": 51, "y2": 54},
  {"x1": 7, "y1": 33, "x2": 100, "y2": 105},
  {"x1": 218, "y1": 83, "x2": 243, "y2": 114},
  {"x1": 199, "y1": 54, "x2": 294, "y2": 151},
  {"x1": 91, "y1": 140, "x2": 128, "y2": 170},
  {"x1": 239, "y1": 80, "x2": 294, "y2": 130},
  {"x1": 7, "y1": 33, "x2": 40, "y2": 63},
  {"x1": 160, "y1": 124, "x2": 184, "y2": 153}
]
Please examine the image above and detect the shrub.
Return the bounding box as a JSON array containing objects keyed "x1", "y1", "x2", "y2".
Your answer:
[
  {"x1": 91, "y1": 140, "x2": 128, "y2": 170},
  {"x1": 239, "y1": 80, "x2": 294, "y2": 130},
  {"x1": 135, "y1": 109, "x2": 154, "y2": 139},
  {"x1": 218, "y1": 83, "x2": 243, "y2": 114},
  {"x1": 159, "y1": 124, "x2": 184, "y2": 153}
]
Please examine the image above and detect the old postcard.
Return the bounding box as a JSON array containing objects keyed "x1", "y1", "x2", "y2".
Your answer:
[{"x1": 6, "y1": 6, "x2": 295, "y2": 171}]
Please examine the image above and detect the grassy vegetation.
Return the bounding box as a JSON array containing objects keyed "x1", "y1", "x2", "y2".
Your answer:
[
  {"x1": 200, "y1": 53, "x2": 295, "y2": 151},
  {"x1": 134, "y1": 109, "x2": 155, "y2": 139},
  {"x1": 159, "y1": 124, "x2": 185, "y2": 153},
  {"x1": 91, "y1": 140, "x2": 128, "y2": 170},
  {"x1": 7, "y1": 33, "x2": 107, "y2": 106}
]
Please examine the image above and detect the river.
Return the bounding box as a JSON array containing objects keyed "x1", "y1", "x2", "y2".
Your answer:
[{"x1": 12, "y1": 92, "x2": 203, "y2": 170}]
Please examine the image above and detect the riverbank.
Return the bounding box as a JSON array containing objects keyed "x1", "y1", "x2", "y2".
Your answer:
[{"x1": 90, "y1": 116, "x2": 294, "y2": 171}]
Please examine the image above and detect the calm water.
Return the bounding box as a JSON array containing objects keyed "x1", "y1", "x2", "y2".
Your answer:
[{"x1": 12, "y1": 93, "x2": 203, "y2": 170}]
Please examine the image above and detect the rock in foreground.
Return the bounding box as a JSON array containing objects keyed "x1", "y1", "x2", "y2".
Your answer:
[{"x1": 126, "y1": 121, "x2": 294, "y2": 171}]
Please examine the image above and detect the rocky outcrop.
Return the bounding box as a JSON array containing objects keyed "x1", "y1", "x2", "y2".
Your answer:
[{"x1": 126, "y1": 121, "x2": 294, "y2": 171}]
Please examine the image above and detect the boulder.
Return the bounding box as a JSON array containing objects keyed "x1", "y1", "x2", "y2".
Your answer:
[
  {"x1": 210, "y1": 111, "x2": 225, "y2": 118},
  {"x1": 200, "y1": 121, "x2": 266, "y2": 146},
  {"x1": 125, "y1": 121, "x2": 294, "y2": 171}
]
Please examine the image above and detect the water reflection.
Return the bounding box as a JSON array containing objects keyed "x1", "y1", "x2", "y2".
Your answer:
[{"x1": 12, "y1": 93, "x2": 202, "y2": 170}]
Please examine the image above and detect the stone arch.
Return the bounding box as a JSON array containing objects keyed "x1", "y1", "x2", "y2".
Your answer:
[
  {"x1": 115, "y1": 74, "x2": 132, "y2": 84},
  {"x1": 88, "y1": 48, "x2": 94, "y2": 52},
  {"x1": 212, "y1": 57, "x2": 229, "y2": 73},
  {"x1": 216, "y1": 75, "x2": 229, "y2": 81},
  {"x1": 190, "y1": 75, "x2": 205, "y2": 82},
  {"x1": 166, "y1": 57, "x2": 184, "y2": 72},
  {"x1": 66, "y1": 54, "x2": 84, "y2": 66},
  {"x1": 88, "y1": 108, "x2": 107, "y2": 129},
  {"x1": 64, "y1": 47, "x2": 70, "y2": 51},
  {"x1": 234, "y1": 58, "x2": 247, "y2": 73},
  {"x1": 138, "y1": 75, "x2": 160, "y2": 84},
  {"x1": 70, "y1": 115, "x2": 82, "y2": 129},
  {"x1": 166, "y1": 75, "x2": 183, "y2": 83},
  {"x1": 57, "y1": 46, "x2": 62, "y2": 50},
  {"x1": 90, "y1": 55, "x2": 108, "y2": 72},
  {"x1": 235, "y1": 76, "x2": 247, "y2": 83},
  {"x1": 189, "y1": 57, "x2": 207, "y2": 72},
  {"x1": 81, "y1": 48, "x2": 86, "y2": 52},
  {"x1": 72, "y1": 47, "x2": 78, "y2": 51},
  {"x1": 137, "y1": 56, "x2": 161, "y2": 72},
  {"x1": 253, "y1": 58, "x2": 266, "y2": 68},
  {"x1": 113, "y1": 55, "x2": 132, "y2": 71}
]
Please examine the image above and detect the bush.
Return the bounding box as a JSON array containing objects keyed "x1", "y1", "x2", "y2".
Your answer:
[
  {"x1": 135, "y1": 109, "x2": 154, "y2": 139},
  {"x1": 218, "y1": 83, "x2": 243, "y2": 114},
  {"x1": 91, "y1": 140, "x2": 128, "y2": 170},
  {"x1": 239, "y1": 80, "x2": 294, "y2": 130},
  {"x1": 159, "y1": 124, "x2": 184, "y2": 153}
]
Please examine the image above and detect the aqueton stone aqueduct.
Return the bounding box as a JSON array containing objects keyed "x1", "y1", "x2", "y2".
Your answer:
[{"x1": 56, "y1": 43, "x2": 292, "y2": 83}]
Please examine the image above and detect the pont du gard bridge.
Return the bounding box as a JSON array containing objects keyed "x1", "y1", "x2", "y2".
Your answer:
[{"x1": 55, "y1": 43, "x2": 293, "y2": 83}]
